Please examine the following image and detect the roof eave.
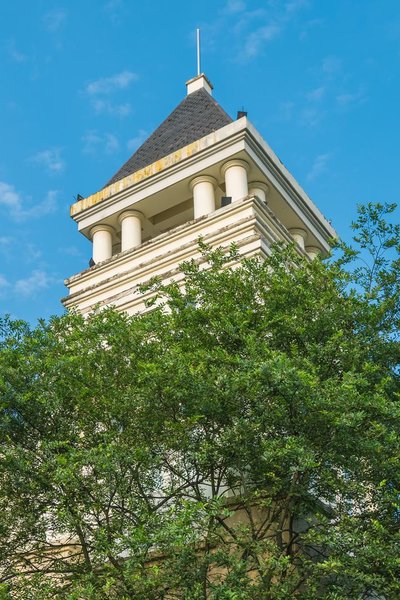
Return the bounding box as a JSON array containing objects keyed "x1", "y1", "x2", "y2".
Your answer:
[
  {"x1": 70, "y1": 116, "x2": 336, "y2": 246},
  {"x1": 70, "y1": 118, "x2": 244, "y2": 219}
]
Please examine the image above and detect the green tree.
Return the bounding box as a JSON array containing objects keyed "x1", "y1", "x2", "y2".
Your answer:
[{"x1": 0, "y1": 203, "x2": 399, "y2": 599}]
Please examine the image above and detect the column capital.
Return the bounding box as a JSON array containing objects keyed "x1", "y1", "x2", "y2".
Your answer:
[
  {"x1": 289, "y1": 228, "x2": 308, "y2": 240},
  {"x1": 249, "y1": 181, "x2": 269, "y2": 203},
  {"x1": 189, "y1": 175, "x2": 218, "y2": 191},
  {"x1": 249, "y1": 181, "x2": 269, "y2": 194},
  {"x1": 306, "y1": 245, "x2": 322, "y2": 259},
  {"x1": 220, "y1": 159, "x2": 250, "y2": 177},
  {"x1": 118, "y1": 210, "x2": 144, "y2": 225},
  {"x1": 89, "y1": 224, "x2": 115, "y2": 239}
]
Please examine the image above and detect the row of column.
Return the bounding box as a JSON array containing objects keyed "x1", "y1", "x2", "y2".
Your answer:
[
  {"x1": 189, "y1": 162, "x2": 321, "y2": 259},
  {"x1": 288, "y1": 228, "x2": 321, "y2": 259},
  {"x1": 190, "y1": 159, "x2": 269, "y2": 220},
  {"x1": 90, "y1": 210, "x2": 143, "y2": 264},
  {"x1": 90, "y1": 159, "x2": 260, "y2": 264},
  {"x1": 90, "y1": 159, "x2": 321, "y2": 264}
]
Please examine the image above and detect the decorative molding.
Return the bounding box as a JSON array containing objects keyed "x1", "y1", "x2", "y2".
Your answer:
[
  {"x1": 189, "y1": 175, "x2": 218, "y2": 191},
  {"x1": 89, "y1": 224, "x2": 115, "y2": 239},
  {"x1": 117, "y1": 210, "x2": 144, "y2": 225}
]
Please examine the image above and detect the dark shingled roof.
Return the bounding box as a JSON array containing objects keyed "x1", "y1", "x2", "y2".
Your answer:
[{"x1": 105, "y1": 88, "x2": 233, "y2": 187}]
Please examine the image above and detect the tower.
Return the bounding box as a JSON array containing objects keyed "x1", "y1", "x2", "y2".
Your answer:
[{"x1": 62, "y1": 74, "x2": 335, "y2": 315}]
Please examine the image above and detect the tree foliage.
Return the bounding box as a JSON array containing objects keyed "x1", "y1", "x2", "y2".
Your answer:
[{"x1": 0, "y1": 203, "x2": 399, "y2": 599}]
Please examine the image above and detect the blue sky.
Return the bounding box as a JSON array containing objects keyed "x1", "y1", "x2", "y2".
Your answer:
[{"x1": 1, "y1": 0, "x2": 399, "y2": 323}]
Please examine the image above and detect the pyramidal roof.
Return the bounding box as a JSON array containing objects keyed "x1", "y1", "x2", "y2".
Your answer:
[{"x1": 105, "y1": 77, "x2": 233, "y2": 187}]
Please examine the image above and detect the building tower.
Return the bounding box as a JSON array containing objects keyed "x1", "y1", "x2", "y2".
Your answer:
[{"x1": 63, "y1": 74, "x2": 335, "y2": 315}]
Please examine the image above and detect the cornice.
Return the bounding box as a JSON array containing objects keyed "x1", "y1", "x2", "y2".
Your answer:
[
  {"x1": 65, "y1": 196, "x2": 257, "y2": 287},
  {"x1": 70, "y1": 120, "x2": 247, "y2": 222},
  {"x1": 243, "y1": 123, "x2": 336, "y2": 244},
  {"x1": 63, "y1": 234, "x2": 262, "y2": 315},
  {"x1": 63, "y1": 196, "x2": 309, "y2": 311},
  {"x1": 63, "y1": 217, "x2": 260, "y2": 308},
  {"x1": 69, "y1": 116, "x2": 336, "y2": 249}
]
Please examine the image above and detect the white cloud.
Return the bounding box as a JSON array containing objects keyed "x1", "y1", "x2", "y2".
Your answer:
[
  {"x1": 232, "y1": 8, "x2": 267, "y2": 35},
  {"x1": 306, "y1": 153, "x2": 331, "y2": 181},
  {"x1": 25, "y1": 244, "x2": 42, "y2": 264},
  {"x1": 7, "y1": 40, "x2": 27, "y2": 63},
  {"x1": 238, "y1": 0, "x2": 308, "y2": 61},
  {"x1": 82, "y1": 132, "x2": 102, "y2": 154},
  {"x1": 0, "y1": 274, "x2": 10, "y2": 297},
  {"x1": 0, "y1": 237, "x2": 12, "y2": 247},
  {"x1": 222, "y1": 0, "x2": 246, "y2": 15},
  {"x1": 285, "y1": 0, "x2": 309, "y2": 13},
  {"x1": 23, "y1": 191, "x2": 58, "y2": 220},
  {"x1": 29, "y1": 148, "x2": 65, "y2": 173},
  {"x1": 127, "y1": 129, "x2": 147, "y2": 152},
  {"x1": 306, "y1": 86, "x2": 325, "y2": 102},
  {"x1": 0, "y1": 181, "x2": 57, "y2": 221},
  {"x1": 322, "y1": 56, "x2": 342, "y2": 75},
  {"x1": 104, "y1": 0, "x2": 124, "y2": 10},
  {"x1": 105, "y1": 134, "x2": 120, "y2": 154},
  {"x1": 279, "y1": 101, "x2": 295, "y2": 121},
  {"x1": 43, "y1": 9, "x2": 67, "y2": 33},
  {"x1": 285, "y1": 0, "x2": 308, "y2": 13},
  {"x1": 301, "y1": 106, "x2": 324, "y2": 127},
  {"x1": 14, "y1": 270, "x2": 53, "y2": 298},
  {"x1": 0, "y1": 181, "x2": 21, "y2": 211},
  {"x1": 336, "y1": 90, "x2": 366, "y2": 106},
  {"x1": 0, "y1": 237, "x2": 13, "y2": 263},
  {"x1": 243, "y1": 24, "x2": 281, "y2": 59},
  {"x1": 0, "y1": 267, "x2": 56, "y2": 300},
  {"x1": 299, "y1": 17, "x2": 323, "y2": 40},
  {"x1": 92, "y1": 99, "x2": 132, "y2": 117},
  {"x1": 84, "y1": 71, "x2": 137, "y2": 117},
  {"x1": 59, "y1": 246, "x2": 82, "y2": 257},
  {"x1": 103, "y1": 0, "x2": 125, "y2": 24},
  {"x1": 82, "y1": 131, "x2": 120, "y2": 155},
  {"x1": 85, "y1": 71, "x2": 137, "y2": 96}
]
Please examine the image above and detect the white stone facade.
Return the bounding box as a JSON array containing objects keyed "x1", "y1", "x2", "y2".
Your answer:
[{"x1": 63, "y1": 78, "x2": 336, "y2": 315}]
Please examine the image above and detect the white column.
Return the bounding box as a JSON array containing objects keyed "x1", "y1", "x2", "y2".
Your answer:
[
  {"x1": 190, "y1": 175, "x2": 217, "y2": 219},
  {"x1": 221, "y1": 159, "x2": 249, "y2": 202},
  {"x1": 249, "y1": 181, "x2": 269, "y2": 204},
  {"x1": 118, "y1": 210, "x2": 143, "y2": 251},
  {"x1": 90, "y1": 224, "x2": 114, "y2": 264},
  {"x1": 289, "y1": 228, "x2": 308, "y2": 251},
  {"x1": 306, "y1": 246, "x2": 322, "y2": 260}
]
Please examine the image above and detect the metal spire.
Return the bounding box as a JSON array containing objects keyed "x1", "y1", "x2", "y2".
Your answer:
[{"x1": 196, "y1": 28, "x2": 201, "y2": 76}]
